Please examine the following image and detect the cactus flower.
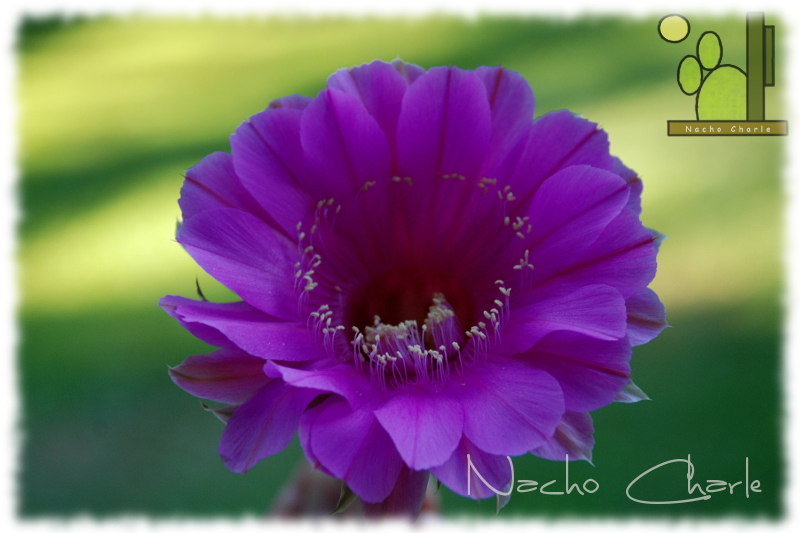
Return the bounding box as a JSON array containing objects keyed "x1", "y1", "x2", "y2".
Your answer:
[{"x1": 162, "y1": 60, "x2": 666, "y2": 517}]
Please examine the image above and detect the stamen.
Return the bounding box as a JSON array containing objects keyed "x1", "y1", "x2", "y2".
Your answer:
[
  {"x1": 497, "y1": 185, "x2": 516, "y2": 202},
  {"x1": 350, "y1": 294, "x2": 464, "y2": 388},
  {"x1": 477, "y1": 177, "x2": 497, "y2": 194},
  {"x1": 511, "y1": 250, "x2": 535, "y2": 292},
  {"x1": 512, "y1": 216, "x2": 529, "y2": 231}
]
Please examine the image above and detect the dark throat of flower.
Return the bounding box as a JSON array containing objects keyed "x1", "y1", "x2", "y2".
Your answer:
[{"x1": 343, "y1": 270, "x2": 511, "y2": 388}]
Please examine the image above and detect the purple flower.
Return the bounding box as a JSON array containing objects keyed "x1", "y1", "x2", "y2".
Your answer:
[{"x1": 162, "y1": 60, "x2": 666, "y2": 516}]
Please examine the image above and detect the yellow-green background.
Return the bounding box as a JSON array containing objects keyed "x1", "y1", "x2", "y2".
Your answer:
[{"x1": 18, "y1": 14, "x2": 783, "y2": 517}]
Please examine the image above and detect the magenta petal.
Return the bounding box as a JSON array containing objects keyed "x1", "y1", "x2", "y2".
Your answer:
[
  {"x1": 430, "y1": 436, "x2": 513, "y2": 499},
  {"x1": 219, "y1": 380, "x2": 319, "y2": 473},
  {"x1": 272, "y1": 362, "x2": 377, "y2": 409},
  {"x1": 268, "y1": 94, "x2": 314, "y2": 111},
  {"x1": 475, "y1": 66, "x2": 535, "y2": 178},
  {"x1": 537, "y1": 207, "x2": 657, "y2": 299},
  {"x1": 374, "y1": 387, "x2": 463, "y2": 470},
  {"x1": 297, "y1": 399, "x2": 335, "y2": 477},
  {"x1": 300, "y1": 88, "x2": 392, "y2": 199},
  {"x1": 327, "y1": 60, "x2": 412, "y2": 157},
  {"x1": 159, "y1": 296, "x2": 322, "y2": 362},
  {"x1": 180, "y1": 152, "x2": 267, "y2": 223},
  {"x1": 612, "y1": 156, "x2": 643, "y2": 214},
  {"x1": 362, "y1": 466, "x2": 429, "y2": 518},
  {"x1": 530, "y1": 411, "x2": 595, "y2": 463},
  {"x1": 453, "y1": 358, "x2": 563, "y2": 456},
  {"x1": 168, "y1": 348, "x2": 269, "y2": 404},
  {"x1": 510, "y1": 110, "x2": 615, "y2": 200},
  {"x1": 526, "y1": 166, "x2": 629, "y2": 279},
  {"x1": 231, "y1": 103, "x2": 313, "y2": 238},
  {"x1": 397, "y1": 66, "x2": 491, "y2": 182},
  {"x1": 523, "y1": 331, "x2": 630, "y2": 412},
  {"x1": 499, "y1": 284, "x2": 628, "y2": 356},
  {"x1": 626, "y1": 288, "x2": 668, "y2": 346},
  {"x1": 177, "y1": 208, "x2": 300, "y2": 321},
  {"x1": 308, "y1": 398, "x2": 404, "y2": 503},
  {"x1": 160, "y1": 295, "x2": 238, "y2": 349}
]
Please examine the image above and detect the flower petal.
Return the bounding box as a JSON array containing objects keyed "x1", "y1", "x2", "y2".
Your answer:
[
  {"x1": 179, "y1": 152, "x2": 268, "y2": 223},
  {"x1": 327, "y1": 60, "x2": 413, "y2": 163},
  {"x1": 626, "y1": 288, "x2": 668, "y2": 346},
  {"x1": 525, "y1": 165, "x2": 630, "y2": 280},
  {"x1": 391, "y1": 59, "x2": 425, "y2": 84},
  {"x1": 230, "y1": 97, "x2": 314, "y2": 238},
  {"x1": 612, "y1": 156, "x2": 643, "y2": 214},
  {"x1": 534, "y1": 206, "x2": 657, "y2": 299},
  {"x1": 176, "y1": 208, "x2": 301, "y2": 321},
  {"x1": 159, "y1": 296, "x2": 322, "y2": 362},
  {"x1": 297, "y1": 399, "x2": 336, "y2": 478},
  {"x1": 300, "y1": 88, "x2": 392, "y2": 199},
  {"x1": 168, "y1": 348, "x2": 269, "y2": 404},
  {"x1": 429, "y1": 436, "x2": 514, "y2": 499},
  {"x1": 475, "y1": 65, "x2": 535, "y2": 179},
  {"x1": 160, "y1": 295, "x2": 238, "y2": 349},
  {"x1": 452, "y1": 358, "x2": 564, "y2": 456},
  {"x1": 362, "y1": 466, "x2": 429, "y2": 518},
  {"x1": 509, "y1": 110, "x2": 615, "y2": 202},
  {"x1": 530, "y1": 411, "x2": 595, "y2": 463},
  {"x1": 374, "y1": 386, "x2": 463, "y2": 470},
  {"x1": 219, "y1": 380, "x2": 319, "y2": 473},
  {"x1": 271, "y1": 361, "x2": 377, "y2": 409},
  {"x1": 522, "y1": 331, "x2": 630, "y2": 412},
  {"x1": 307, "y1": 398, "x2": 404, "y2": 503},
  {"x1": 499, "y1": 284, "x2": 628, "y2": 356},
  {"x1": 397, "y1": 66, "x2": 491, "y2": 183}
]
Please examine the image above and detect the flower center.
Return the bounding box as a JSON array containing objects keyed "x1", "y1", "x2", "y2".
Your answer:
[
  {"x1": 343, "y1": 269, "x2": 511, "y2": 388},
  {"x1": 351, "y1": 293, "x2": 464, "y2": 387},
  {"x1": 345, "y1": 267, "x2": 475, "y2": 335}
]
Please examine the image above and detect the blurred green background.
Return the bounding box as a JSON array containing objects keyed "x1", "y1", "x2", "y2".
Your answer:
[{"x1": 17, "y1": 14, "x2": 783, "y2": 518}]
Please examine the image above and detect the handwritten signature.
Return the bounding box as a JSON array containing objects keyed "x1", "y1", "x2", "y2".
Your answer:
[{"x1": 466, "y1": 453, "x2": 760, "y2": 504}]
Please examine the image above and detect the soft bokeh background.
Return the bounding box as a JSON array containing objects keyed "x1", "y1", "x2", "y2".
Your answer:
[{"x1": 17, "y1": 14, "x2": 784, "y2": 517}]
